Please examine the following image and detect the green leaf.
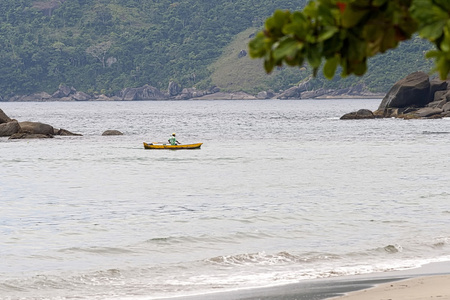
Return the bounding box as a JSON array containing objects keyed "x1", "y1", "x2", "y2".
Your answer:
[
  {"x1": 419, "y1": 20, "x2": 446, "y2": 40},
  {"x1": 273, "y1": 38, "x2": 301, "y2": 62},
  {"x1": 307, "y1": 44, "x2": 322, "y2": 68},
  {"x1": 323, "y1": 55, "x2": 339, "y2": 79},
  {"x1": 372, "y1": 0, "x2": 388, "y2": 7},
  {"x1": 317, "y1": 26, "x2": 339, "y2": 42},
  {"x1": 341, "y1": 6, "x2": 370, "y2": 28}
]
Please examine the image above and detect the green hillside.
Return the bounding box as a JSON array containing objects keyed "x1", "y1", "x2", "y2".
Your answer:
[{"x1": 0, "y1": 0, "x2": 435, "y2": 99}]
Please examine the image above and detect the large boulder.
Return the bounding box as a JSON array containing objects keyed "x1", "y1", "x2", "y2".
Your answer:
[
  {"x1": 378, "y1": 71, "x2": 430, "y2": 110},
  {"x1": 0, "y1": 120, "x2": 20, "y2": 136},
  {"x1": 19, "y1": 121, "x2": 54, "y2": 135},
  {"x1": 0, "y1": 108, "x2": 12, "y2": 124}
]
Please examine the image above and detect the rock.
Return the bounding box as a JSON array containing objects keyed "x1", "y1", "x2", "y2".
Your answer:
[
  {"x1": 56, "y1": 128, "x2": 82, "y2": 136},
  {"x1": 0, "y1": 120, "x2": 20, "y2": 136},
  {"x1": 433, "y1": 90, "x2": 448, "y2": 102},
  {"x1": 426, "y1": 99, "x2": 447, "y2": 109},
  {"x1": 52, "y1": 84, "x2": 75, "y2": 98},
  {"x1": 9, "y1": 133, "x2": 53, "y2": 139},
  {"x1": 378, "y1": 71, "x2": 431, "y2": 110},
  {"x1": 300, "y1": 88, "x2": 332, "y2": 99},
  {"x1": 95, "y1": 94, "x2": 113, "y2": 101},
  {"x1": 102, "y1": 130, "x2": 123, "y2": 136},
  {"x1": 119, "y1": 84, "x2": 167, "y2": 100},
  {"x1": 238, "y1": 50, "x2": 247, "y2": 58},
  {"x1": 16, "y1": 92, "x2": 53, "y2": 102},
  {"x1": 0, "y1": 108, "x2": 12, "y2": 124},
  {"x1": 277, "y1": 86, "x2": 302, "y2": 100},
  {"x1": 415, "y1": 107, "x2": 443, "y2": 118},
  {"x1": 176, "y1": 87, "x2": 210, "y2": 100},
  {"x1": 192, "y1": 91, "x2": 256, "y2": 100},
  {"x1": 72, "y1": 91, "x2": 92, "y2": 101},
  {"x1": 340, "y1": 109, "x2": 375, "y2": 120},
  {"x1": 168, "y1": 81, "x2": 182, "y2": 97},
  {"x1": 19, "y1": 121, "x2": 54, "y2": 135},
  {"x1": 209, "y1": 86, "x2": 220, "y2": 94},
  {"x1": 443, "y1": 102, "x2": 450, "y2": 112},
  {"x1": 429, "y1": 79, "x2": 448, "y2": 102}
]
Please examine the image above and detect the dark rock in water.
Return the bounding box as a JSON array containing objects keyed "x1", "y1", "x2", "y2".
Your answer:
[
  {"x1": 0, "y1": 108, "x2": 12, "y2": 124},
  {"x1": 56, "y1": 128, "x2": 83, "y2": 136},
  {"x1": 378, "y1": 71, "x2": 430, "y2": 111},
  {"x1": 102, "y1": 130, "x2": 123, "y2": 136},
  {"x1": 9, "y1": 133, "x2": 53, "y2": 139},
  {"x1": 19, "y1": 121, "x2": 54, "y2": 135},
  {"x1": 0, "y1": 120, "x2": 20, "y2": 136},
  {"x1": 340, "y1": 109, "x2": 375, "y2": 120}
]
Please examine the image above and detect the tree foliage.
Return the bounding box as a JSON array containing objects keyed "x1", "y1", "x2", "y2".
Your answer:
[{"x1": 249, "y1": 0, "x2": 450, "y2": 79}]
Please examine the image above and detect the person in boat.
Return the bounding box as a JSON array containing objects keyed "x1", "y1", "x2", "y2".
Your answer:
[{"x1": 168, "y1": 133, "x2": 180, "y2": 145}]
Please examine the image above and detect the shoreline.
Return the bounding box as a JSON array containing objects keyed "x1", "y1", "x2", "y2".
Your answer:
[{"x1": 166, "y1": 261, "x2": 450, "y2": 300}]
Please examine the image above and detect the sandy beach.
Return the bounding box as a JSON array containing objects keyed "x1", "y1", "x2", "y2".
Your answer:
[{"x1": 331, "y1": 275, "x2": 450, "y2": 300}]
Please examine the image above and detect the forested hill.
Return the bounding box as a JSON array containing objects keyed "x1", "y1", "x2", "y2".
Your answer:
[{"x1": 0, "y1": 0, "x2": 434, "y2": 99}]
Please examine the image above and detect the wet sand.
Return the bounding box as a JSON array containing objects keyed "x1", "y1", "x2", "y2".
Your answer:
[{"x1": 169, "y1": 262, "x2": 450, "y2": 300}]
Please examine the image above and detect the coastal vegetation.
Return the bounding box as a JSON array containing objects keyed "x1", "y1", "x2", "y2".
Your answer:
[{"x1": 0, "y1": 0, "x2": 435, "y2": 100}]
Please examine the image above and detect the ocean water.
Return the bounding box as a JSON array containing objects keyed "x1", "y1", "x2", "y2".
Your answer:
[{"x1": 1, "y1": 99, "x2": 449, "y2": 299}]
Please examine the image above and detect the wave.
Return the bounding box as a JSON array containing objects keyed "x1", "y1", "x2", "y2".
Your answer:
[
  {"x1": 422, "y1": 131, "x2": 450, "y2": 134},
  {"x1": 59, "y1": 246, "x2": 135, "y2": 254},
  {"x1": 206, "y1": 251, "x2": 341, "y2": 266}
]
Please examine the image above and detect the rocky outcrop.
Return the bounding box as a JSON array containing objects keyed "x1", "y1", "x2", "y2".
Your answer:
[
  {"x1": 0, "y1": 109, "x2": 82, "y2": 139},
  {"x1": 102, "y1": 130, "x2": 123, "y2": 136},
  {"x1": 119, "y1": 84, "x2": 168, "y2": 100},
  {"x1": 341, "y1": 72, "x2": 450, "y2": 119}
]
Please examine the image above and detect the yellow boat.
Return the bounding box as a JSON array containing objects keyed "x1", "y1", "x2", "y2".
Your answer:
[{"x1": 143, "y1": 142, "x2": 203, "y2": 150}]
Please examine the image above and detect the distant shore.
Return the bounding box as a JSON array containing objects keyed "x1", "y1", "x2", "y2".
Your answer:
[{"x1": 168, "y1": 261, "x2": 450, "y2": 300}]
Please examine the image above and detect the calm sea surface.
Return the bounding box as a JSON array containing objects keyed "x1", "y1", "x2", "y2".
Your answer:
[{"x1": 1, "y1": 99, "x2": 449, "y2": 299}]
